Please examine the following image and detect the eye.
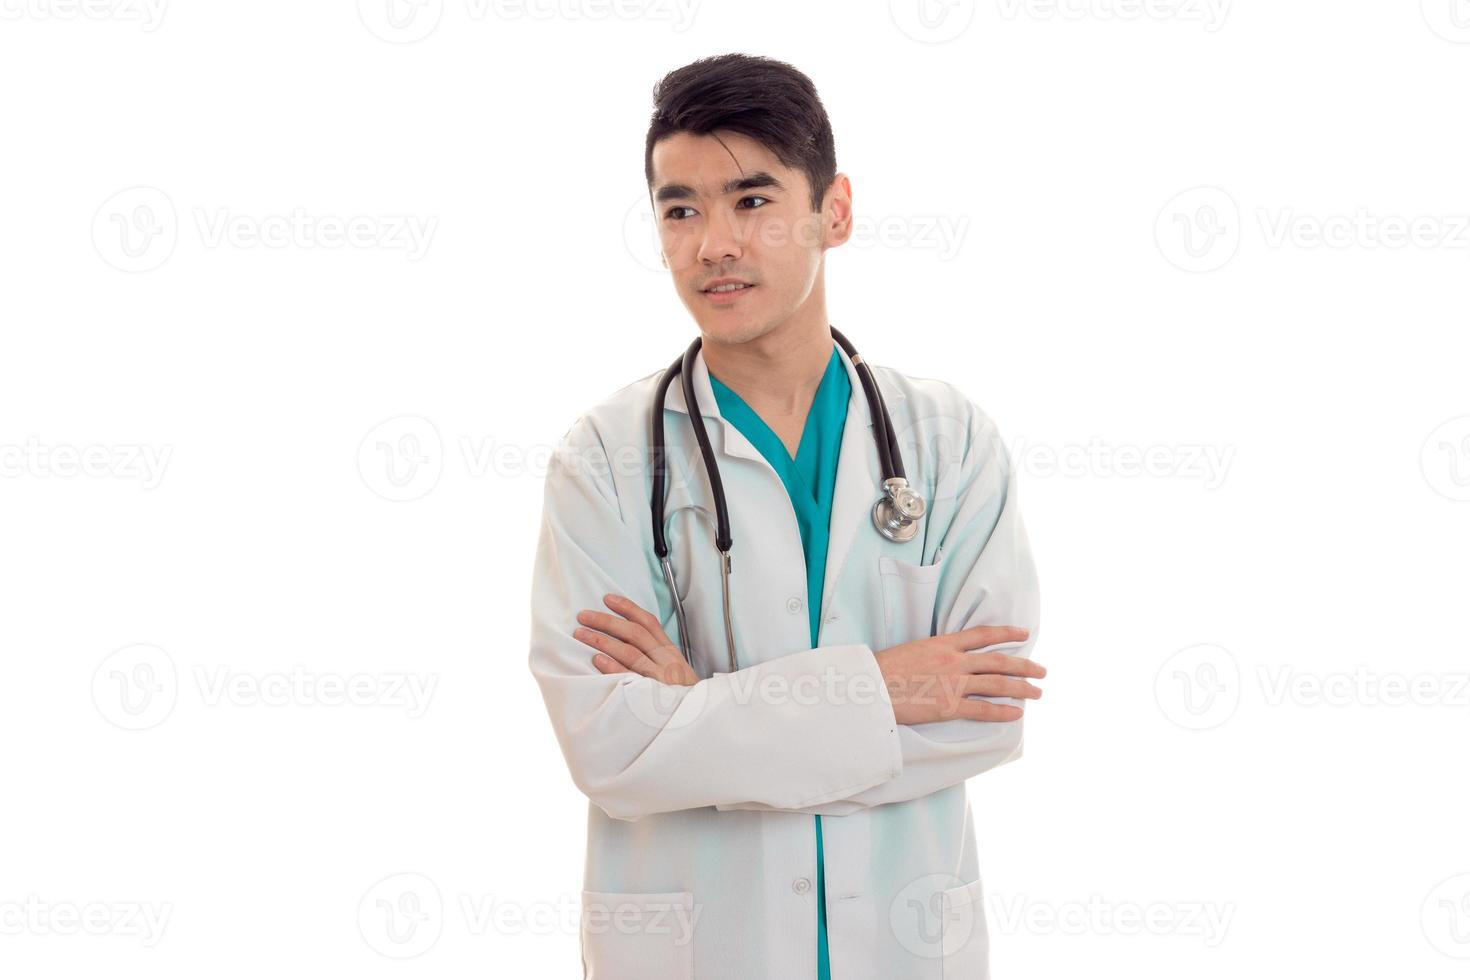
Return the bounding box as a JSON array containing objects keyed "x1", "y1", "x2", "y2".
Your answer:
[{"x1": 664, "y1": 196, "x2": 770, "y2": 222}]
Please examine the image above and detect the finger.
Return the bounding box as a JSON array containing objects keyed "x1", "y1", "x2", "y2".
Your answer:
[
  {"x1": 603, "y1": 595, "x2": 682, "y2": 665},
  {"x1": 587, "y1": 635, "x2": 687, "y2": 686},
  {"x1": 951, "y1": 624, "x2": 1031, "y2": 651},
  {"x1": 578, "y1": 610, "x2": 657, "y2": 654},
  {"x1": 962, "y1": 651, "x2": 1047, "y2": 679},
  {"x1": 591, "y1": 652, "x2": 630, "y2": 675},
  {"x1": 573, "y1": 626, "x2": 660, "y2": 677},
  {"x1": 954, "y1": 697, "x2": 1025, "y2": 723},
  {"x1": 962, "y1": 673, "x2": 1042, "y2": 700},
  {"x1": 604, "y1": 594, "x2": 664, "y2": 635}
]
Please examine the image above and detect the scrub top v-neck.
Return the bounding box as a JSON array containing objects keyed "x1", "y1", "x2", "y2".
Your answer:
[{"x1": 707, "y1": 342, "x2": 850, "y2": 980}]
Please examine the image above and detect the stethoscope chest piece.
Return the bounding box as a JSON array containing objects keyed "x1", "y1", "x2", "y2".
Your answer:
[{"x1": 872, "y1": 477, "x2": 926, "y2": 543}]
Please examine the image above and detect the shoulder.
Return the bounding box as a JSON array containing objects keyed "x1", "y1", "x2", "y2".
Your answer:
[
  {"x1": 551, "y1": 367, "x2": 664, "y2": 456},
  {"x1": 866, "y1": 362, "x2": 1015, "y2": 487},
  {"x1": 869, "y1": 363, "x2": 998, "y2": 438}
]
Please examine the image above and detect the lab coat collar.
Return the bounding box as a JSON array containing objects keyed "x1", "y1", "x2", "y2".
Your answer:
[
  {"x1": 661, "y1": 334, "x2": 907, "y2": 459},
  {"x1": 660, "y1": 334, "x2": 906, "y2": 628}
]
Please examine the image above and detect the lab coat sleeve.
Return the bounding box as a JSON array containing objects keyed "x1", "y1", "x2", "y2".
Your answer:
[
  {"x1": 715, "y1": 401, "x2": 1040, "y2": 815},
  {"x1": 528, "y1": 418, "x2": 905, "y2": 822}
]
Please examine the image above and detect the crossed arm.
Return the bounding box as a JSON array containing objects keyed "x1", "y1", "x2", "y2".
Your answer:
[{"x1": 528, "y1": 407, "x2": 1043, "y2": 821}]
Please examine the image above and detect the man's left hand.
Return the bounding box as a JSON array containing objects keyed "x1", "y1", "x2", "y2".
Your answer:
[{"x1": 574, "y1": 594, "x2": 698, "y2": 686}]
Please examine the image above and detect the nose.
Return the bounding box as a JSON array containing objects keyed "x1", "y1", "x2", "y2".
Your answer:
[{"x1": 696, "y1": 207, "x2": 744, "y2": 267}]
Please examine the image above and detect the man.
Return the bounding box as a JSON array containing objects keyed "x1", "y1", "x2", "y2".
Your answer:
[{"x1": 529, "y1": 53, "x2": 1045, "y2": 979}]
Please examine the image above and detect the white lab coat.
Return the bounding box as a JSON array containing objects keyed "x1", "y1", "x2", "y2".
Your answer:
[{"x1": 529, "y1": 341, "x2": 1041, "y2": 980}]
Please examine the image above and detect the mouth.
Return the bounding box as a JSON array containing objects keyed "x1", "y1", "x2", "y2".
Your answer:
[{"x1": 701, "y1": 281, "x2": 756, "y2": 303}]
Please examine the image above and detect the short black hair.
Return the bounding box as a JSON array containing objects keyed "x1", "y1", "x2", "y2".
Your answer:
[{"x1": 644, "y1": 53, "x2": 837, "y2": 214}]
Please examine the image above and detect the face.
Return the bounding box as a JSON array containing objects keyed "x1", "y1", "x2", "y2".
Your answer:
[{"x1": 648, "y1": 129, "x2": 851, "y2": 346}]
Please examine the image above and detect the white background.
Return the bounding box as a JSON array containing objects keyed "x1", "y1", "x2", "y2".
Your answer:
[{"x1": 3, "y1": 1, "x2": 1469, "y2": 977}]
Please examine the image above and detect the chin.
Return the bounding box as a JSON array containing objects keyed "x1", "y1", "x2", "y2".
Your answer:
[
  {"x1": 702, "y1": 321, "x2": 772, "y2": 347},
  {"x1": 684, "y1": 293, "x2": 778, "y2": 346}
]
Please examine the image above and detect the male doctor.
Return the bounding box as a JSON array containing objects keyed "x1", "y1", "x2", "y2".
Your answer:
[{"x1": 529, "y1": 53, "x2": 1046, "y2": 979}]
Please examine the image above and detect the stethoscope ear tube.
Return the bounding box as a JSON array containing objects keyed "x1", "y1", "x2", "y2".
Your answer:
[
  {"x1": 679, "y1": 337, "x2": 733, "y2": 553},
  {"x1": 679, "y1": 338, "x2": 740, "y2": 674},
  {"x1": 871, "y1": 378, "x2": 905, "y2": 482},
  {"x1": 658, "y1": 555, "x2": 694, "y2": 664},
  {"x1": 651, "y1": 337, "x2": 738, "y2": 673},
  {"x1": 830, "y1": 326, "x2": 901, "y2": 482},
  {"x1": 649, "y1": 350, "x2": 686, "y2": 560}
]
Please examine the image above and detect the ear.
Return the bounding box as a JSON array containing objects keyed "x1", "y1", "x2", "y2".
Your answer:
[{"x1": 825, "y1": 173, "x2": 855, "y2": 248}]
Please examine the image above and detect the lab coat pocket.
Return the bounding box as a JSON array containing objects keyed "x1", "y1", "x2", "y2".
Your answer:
[
  {"x1": 940, "y1": 877, "x2": 989, "y2": 980},
  {"x1": 880, "y1": 554, "x2": 946, "y2": 647},
  {"x1": 580, "y1": 890, "x2": 696, "y2": 980}
]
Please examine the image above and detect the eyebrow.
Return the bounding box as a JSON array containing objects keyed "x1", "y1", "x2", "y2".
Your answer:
[{"x1": 653, "y1": 171, "x2": 786, "y2": 204}]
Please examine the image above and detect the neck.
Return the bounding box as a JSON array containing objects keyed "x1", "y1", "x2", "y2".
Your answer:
[{"x1": 700, "y1": 308, "x2": 834, "y2": 416}]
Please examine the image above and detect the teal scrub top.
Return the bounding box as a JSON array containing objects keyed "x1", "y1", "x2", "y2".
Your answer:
[{"x1": 708, "y1": 342, "x2": 850, "y2": 980}]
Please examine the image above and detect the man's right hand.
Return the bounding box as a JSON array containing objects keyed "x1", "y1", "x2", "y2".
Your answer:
[{"x1": 873, "y1": 625, "x2": 1044, "y2": 725}]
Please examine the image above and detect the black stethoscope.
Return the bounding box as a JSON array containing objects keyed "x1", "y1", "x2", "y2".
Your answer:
[{"x1": 649, "y1": 325, "x2": 926, "y2": 674}]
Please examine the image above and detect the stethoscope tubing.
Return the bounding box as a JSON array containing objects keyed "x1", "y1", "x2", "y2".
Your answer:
[{"x1": 649, "y1": 325, "x2": 912, "y2": 676}]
